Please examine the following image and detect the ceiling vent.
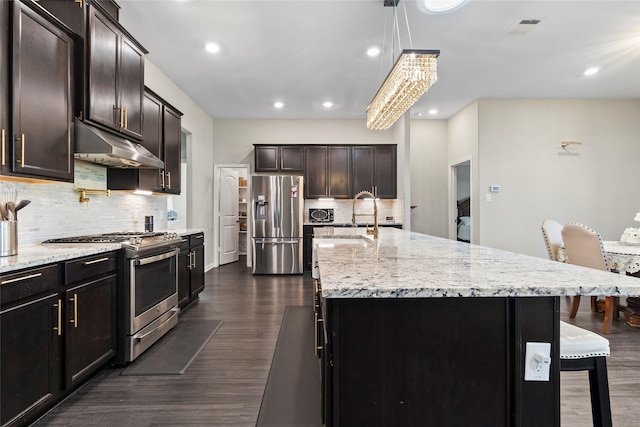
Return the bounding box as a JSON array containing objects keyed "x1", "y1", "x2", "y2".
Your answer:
[{"x1": 507, "y1": 19, "x2": 542, "y2": 35}]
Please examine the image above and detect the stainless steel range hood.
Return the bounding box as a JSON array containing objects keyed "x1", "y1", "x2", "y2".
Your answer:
[{"x1": 74, "y1": 120, "x2": 164, "y2": 169}]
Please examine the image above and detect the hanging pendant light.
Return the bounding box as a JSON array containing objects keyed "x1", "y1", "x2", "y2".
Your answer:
[
  {"x1": 366, "y1": 1, "x2": 440, "y2": 130},
  {"x1": 367, "y1": 49, "x2": 439, "y2": 130}
]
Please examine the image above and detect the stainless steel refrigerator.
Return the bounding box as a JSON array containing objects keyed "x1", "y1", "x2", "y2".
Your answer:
[{"x1": 251, "y1": 175, "x2": 304, "y2": 274}]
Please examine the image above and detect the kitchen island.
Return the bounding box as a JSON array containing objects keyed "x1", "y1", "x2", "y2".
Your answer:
[{"x1": 313, "y1": 227, "x2": 640, "y2": 427}]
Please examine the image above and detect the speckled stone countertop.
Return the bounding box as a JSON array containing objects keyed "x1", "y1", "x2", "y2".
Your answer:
[
  {"x1": 314, "y1": 227, "x2": 640, "y2": 299},
  {"x1": 0, "y1": 229, "x2": 204, "y2": 274}
]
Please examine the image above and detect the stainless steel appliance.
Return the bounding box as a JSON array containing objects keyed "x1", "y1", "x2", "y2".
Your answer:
[
  {"x1": 44, "y1": 231, "x2": 182, "y2": 363},
  {"x1": 251, "y1": 175, "x2": 304, "y2": 274},
  {"x1": 309, "y1": 208, "x2": 334, "y2": 223}
]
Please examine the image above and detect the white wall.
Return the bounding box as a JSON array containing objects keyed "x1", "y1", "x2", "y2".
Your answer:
[
  {"x1": 409, "y1": 119, "x2": 448, "y2": 237},
  {"x1": 144, "y1": 61, "x2": 216, "y2": 268},
  {"x1": 447, "y1": 102, "x2": 479, "y2": 242},
  {"x1": 476, "y1": 99, "x2": 640, "y2": 257}
]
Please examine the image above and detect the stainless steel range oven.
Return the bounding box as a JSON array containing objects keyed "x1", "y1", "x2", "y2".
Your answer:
[
  {"x1": 44, "y1": 232, "x2": 182, "y2": 364},
  {"x1": 124, "y1": 243, "x2": 179, "y2": 363}
]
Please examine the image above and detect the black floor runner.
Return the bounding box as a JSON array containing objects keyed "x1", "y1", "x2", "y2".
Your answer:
[
  {"x1": 121, "y1": 319, "x2": 223, "y2": 376},
  {"x1": 256, "y1": 306, "x2": 322, "y2": 426}
]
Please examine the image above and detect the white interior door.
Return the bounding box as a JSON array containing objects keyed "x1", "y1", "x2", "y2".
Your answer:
[{"x1": 220, "y1": 168, "x2": 239, "y2": 265}]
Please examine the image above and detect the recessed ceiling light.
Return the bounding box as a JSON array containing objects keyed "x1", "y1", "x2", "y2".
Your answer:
[
  {"x1": 429, "y1": 109, "x2": 438, "y2": 115},
  {"x1": 322, "y1": 101, "x2": 333, "y2": 108},
  {"x1": 584, "y1": 67, "x2": 600, "y2": 76},
  {"x1": 274, "y1": 101, "x2": 284, "y2": 109},
  {"x1": 205, "y1": 42, "x2": 220, "y2": 54},
  {"x1": 415, "y1": 112, "x2": 423, "y2": 117},
  {"x1": 367, "y1": 47, "x2": 381, "y2": 57},
  {"x1": 421, "y1": 0, "x2": 469, "y2": 13}
]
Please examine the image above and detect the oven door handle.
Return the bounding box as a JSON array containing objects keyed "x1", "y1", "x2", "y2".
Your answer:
[
  {"x1": 135, "y1": 248, "x2": 179, "y2": 266},
  {"x1": 135, "y1": 308, "x2": 179, "y2": 342}
]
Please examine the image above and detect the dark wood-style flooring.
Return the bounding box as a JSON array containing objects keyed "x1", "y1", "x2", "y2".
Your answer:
[{"x1": 33, "y1": 259, "x2": 640, "y2": 426}]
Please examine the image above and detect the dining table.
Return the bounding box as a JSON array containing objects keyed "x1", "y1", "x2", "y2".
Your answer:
[{"x1": 557, "y1": 240, "x2": 640, "y2": 326}]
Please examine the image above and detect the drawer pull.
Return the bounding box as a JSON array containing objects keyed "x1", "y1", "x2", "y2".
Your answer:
[
  {"x1": 83, "y1": 257, "x2": 110, "y2": 265},
  {"x1": 195, "y1": 235, "x2": 204, "y2": 239},
  {"x1": 1, "y1": 272, "x2": 42, "y2": 285},
  {"x1": 53, "y1": 299, "x2": 62, "y2": 336}
]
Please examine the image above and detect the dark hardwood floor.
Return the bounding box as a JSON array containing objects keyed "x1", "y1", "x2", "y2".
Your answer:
[{"x1": 32, "y1": 260, "x2": 640, "y2": 427}]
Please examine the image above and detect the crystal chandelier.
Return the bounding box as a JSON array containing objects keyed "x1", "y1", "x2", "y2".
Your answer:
[
  {"x1": 366, "y1": 0, "x2": 440, "y2": 130},
  {"x1": 366, "y1": 49, "x2": 439, "y2": 130}
]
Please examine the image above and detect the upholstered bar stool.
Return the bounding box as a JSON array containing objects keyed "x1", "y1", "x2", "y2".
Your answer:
[{"x1": 560, "y1": 321, "x2": 612, "y2": 427}]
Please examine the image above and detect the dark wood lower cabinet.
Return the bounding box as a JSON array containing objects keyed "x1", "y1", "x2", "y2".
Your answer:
[
  {"x1": 0, "y1": 252, "x2": 118, "y2": 427},
  {"x1": 64, "y1": 274, "x2": 117, "y2": 389},
  {"x1": 178, "y1": 233, "x2": 205, "y2": 308},
  {"x1": 0, "y1": 294, "x2": 62, "y2": 427},
  {"x1": 322, "y1": 297, "x2": 560, "y2": 427}
]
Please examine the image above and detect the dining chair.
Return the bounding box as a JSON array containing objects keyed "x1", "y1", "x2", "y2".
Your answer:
[
  {"x1": 541, "y1": 219, "x2": 564, "y2": 261},
  {"x1": 560, "y1": 321, "x2": 612, "y2": 427},
  {"x1": 561, "y1": 223, "x2": 618, "y2": 334}
]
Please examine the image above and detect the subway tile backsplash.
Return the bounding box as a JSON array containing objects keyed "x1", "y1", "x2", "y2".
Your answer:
[{"x1": 5, "y1": 161, "x2": 167, "y2": 245}]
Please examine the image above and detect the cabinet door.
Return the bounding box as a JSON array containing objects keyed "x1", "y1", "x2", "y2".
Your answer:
[
  {"x1": 373, "y1": 146, "x2": 397, "y2": 199},
  {"x1": 280, "y1": 146, "x2": 304, "y2": 171},
  {"x1": 87, "y1": 6, "x2": 119, "y2": 131},
  {"x1": 305, "y1": 146, "x2": 328, "y2": 198},
  {"x1": 118, "y1": 36, "x2": 144, "y2": 139},
  {"x1": 37, "y1": 0, "x2": 86, "y2": 36},
  {"x1": 0, "y1": 1, "x2": 8, "y2": 175},
  {"x1": 177, "y1": 248, "x2": 190, "y2": 308},
  {"x1": 255, "y1": 146, "x2": 279, "y2": 172},
  {"x1": 1, "y1": 294, "x2": 62, "y2": 426},
  {"x1": 138, "y1": 91, "x2": 163, "y2": 192},
  {"x1": 65, "y1": 275, "x2": 116, "y2": 389},
  {"x1": 351, "y1": 146, "x2": 374, "y2": 195},
  {"x1": 163, "y1": 106, "x2": 182, "y2": 194},
  {"x1": 189, "y1": 245, "x2": 205, "y2": 297},
  {"x1": 327, "y1": 146, "x2": 350, "y2": 198},
  {"x1": 12, "y1": 1, "x2": 74, "y2": 181}
]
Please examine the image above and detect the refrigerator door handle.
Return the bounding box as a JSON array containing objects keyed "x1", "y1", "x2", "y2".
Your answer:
[{"x1": 254, "y1": 239, "x2": 299, "y2": 245}]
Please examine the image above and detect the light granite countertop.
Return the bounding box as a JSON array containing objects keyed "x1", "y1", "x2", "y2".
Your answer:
[
  {"x1": 313, "y1": 227, "x2": 640, "y2": 299},
  {"x1": 0, "y1": 229, "x2": 204, "y2": 274}
]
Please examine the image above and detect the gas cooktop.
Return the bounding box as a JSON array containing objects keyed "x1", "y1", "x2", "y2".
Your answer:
[{"x1": 43, "y1": 232, "x2": 181, "y2": 254}]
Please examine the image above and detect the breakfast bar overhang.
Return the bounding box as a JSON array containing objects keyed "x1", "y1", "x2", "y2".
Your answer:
[{"x1": 313, "y1": 228, "x2": 640, "y2": 427}]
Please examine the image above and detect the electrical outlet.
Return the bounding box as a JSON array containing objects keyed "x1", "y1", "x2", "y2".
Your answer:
[{"x1": 524, "y1": 342, "x2": 551, "y2": 381}]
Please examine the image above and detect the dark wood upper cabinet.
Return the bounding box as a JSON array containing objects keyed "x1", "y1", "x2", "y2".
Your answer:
[
  {"x1": 305, "y1": 146, "x2": 350, "y2": 199},
  {"x1": 351, "y1": 145, "x2": 396, "y2": 199},
  {"x1": 86, "y1": 4, "x2": 145, "y2": 140},
  {"x1": 163, "y1": 105, "x2": 182, "y2": 194},
  {"x1": 36, "y1": 0, "x2": 86, "y2": 36},
  {"x1": 1, "y1": 1, "x2": 8, "y2": 176},
  {"x1": 8, "y1": 1, "x2": 74, "y2": 182},
  {"x1": 107, "y1": 89, "x2": 183, "y2": 194},
  {"x1": 254, "y1": 145, "x2": 304, "y2": 172}
]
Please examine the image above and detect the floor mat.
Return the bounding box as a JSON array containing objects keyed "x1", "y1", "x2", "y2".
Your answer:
[
  {"x1": 256, "y1": 305, "x2": 321, "y2": 427},
  {"x1": 121, "y1": 319, "x2": 223, "y2": 376}
]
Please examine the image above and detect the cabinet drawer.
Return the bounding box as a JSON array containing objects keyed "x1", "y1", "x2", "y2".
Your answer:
[
  {"x1": 189, "y1": 233, "x2": 204, "y2": 247},
  {"x1": 0, "y1": 264, "x2": 61, "y2": 306},
  {"x1": 64, "y1": 252, "x2": 118, "y2": 285}
]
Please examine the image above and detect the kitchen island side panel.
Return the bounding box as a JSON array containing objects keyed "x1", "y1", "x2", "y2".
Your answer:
[{"x1": 325, "y1": 297, "x2": 559, "y2": 427}]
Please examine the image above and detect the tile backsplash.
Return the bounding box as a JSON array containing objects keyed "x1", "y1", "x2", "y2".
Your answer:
[
  {"x1": 304, "y1": 198, "x2": 403, "y2": 225},
  {"x1": 4, "y1": 161, "x2": 167, "y2": 245}
]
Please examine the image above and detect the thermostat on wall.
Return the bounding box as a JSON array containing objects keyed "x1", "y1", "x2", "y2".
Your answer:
[{"x1": 490, "y1": 185, "x2": 501, "y2": 193}]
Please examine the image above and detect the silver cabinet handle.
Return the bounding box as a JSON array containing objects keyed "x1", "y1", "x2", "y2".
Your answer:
[
  {"x1": 84, "y1": 257, "x2": 109, "y2": 265},
  {"x1": 54, "y1": 299, "x2": 62, "y2": 336},
  {"x1": 69, "y1": 294, "x2": 78, "y2": 328}
]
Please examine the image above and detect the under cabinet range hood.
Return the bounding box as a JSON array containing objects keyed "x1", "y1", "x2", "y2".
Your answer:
[{"x1": 74, "y1": 120, "x2": 164, "y2": 169}]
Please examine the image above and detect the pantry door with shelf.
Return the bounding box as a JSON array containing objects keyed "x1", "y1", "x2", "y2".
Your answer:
[{"x1": 220, "y1": 168, "x2": 239, "y2": 265}]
